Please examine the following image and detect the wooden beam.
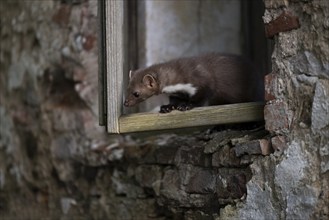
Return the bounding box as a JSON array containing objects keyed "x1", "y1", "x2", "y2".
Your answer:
[
  {"x1": 105, "y1": 0, "x2": 125, "y2": 133},
  {"x1": 118, "y1": 102, "x2": 264, "y2": 133},
  {"x1": 98, "y1": 0, "x2": 107, "y2": 126}
]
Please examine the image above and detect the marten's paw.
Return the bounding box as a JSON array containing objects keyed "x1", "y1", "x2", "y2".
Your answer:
[
  {"x1": 160, "y1": 104, "x2": 177, "y2": 113},
  {"x1": 159, "y1": 103, "x2": 193, "y2": 113},
  {"x1": 176, "y1": 103, "x2": 193, "y2": 111}
]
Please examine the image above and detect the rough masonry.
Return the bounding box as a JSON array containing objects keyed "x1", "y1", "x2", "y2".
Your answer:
[{"x1": 0, "y1": 0, "x2": 328, "y2": 219}]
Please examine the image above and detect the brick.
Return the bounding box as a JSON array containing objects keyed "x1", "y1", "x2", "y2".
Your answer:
[
  {"x1": 259, "y1": 139, "x2": 273, "y2": 155},
  {"x1": 82, "y1": 34, "x2": 96, "y2": 51},
  {"x1": 264, "y1": 73, "x2": 276, "y2": 101},
  {"x1": 265, "y1": 11, "x2": 300, "y2": 38},
  {"x1": 264, "y1": 100, "x2": 290, "y2": 133}
]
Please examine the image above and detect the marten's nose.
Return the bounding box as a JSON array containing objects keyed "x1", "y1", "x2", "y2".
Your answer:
[{"x1": 124, "y1": 100, "x2": 129, "y2": 107}]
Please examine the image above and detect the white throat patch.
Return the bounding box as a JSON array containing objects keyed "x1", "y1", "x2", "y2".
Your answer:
[{"x1": 162, "y1": 83, "x2": 197, "y2": 97}]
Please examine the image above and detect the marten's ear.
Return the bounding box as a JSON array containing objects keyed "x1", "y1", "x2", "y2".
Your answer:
[
  {"x1": 129, "y1": 70, "x2": 134, "y2": 80},
  {"x1": 143, "y1": 74, "x2": 157, "y2": 88}
]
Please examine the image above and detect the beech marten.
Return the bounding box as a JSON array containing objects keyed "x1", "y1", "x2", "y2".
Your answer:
[{"x1": 124, "y1": 53, "x2": 264, "y2": 113}]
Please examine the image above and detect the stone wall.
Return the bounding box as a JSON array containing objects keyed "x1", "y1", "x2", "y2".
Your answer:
[
  {"x1": 0, "y1": 0, "x2": 328, "y2": 220},
  {"x1": 220, "y1": 0, "x2": 329, "y2": 219}
]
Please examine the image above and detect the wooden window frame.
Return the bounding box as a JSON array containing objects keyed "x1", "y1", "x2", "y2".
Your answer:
[{"x1": 98, "y1": 0, "x2": 264, "y2": 134}]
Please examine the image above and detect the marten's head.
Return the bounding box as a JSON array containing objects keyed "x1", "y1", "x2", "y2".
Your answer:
[{"x1": 124, "y1": 70, "x2": 159, "y2": 107}]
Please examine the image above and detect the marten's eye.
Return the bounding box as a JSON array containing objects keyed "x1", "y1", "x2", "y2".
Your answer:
[{"x1": 133, "y1": 92, "x2": 140, "y2": 98}]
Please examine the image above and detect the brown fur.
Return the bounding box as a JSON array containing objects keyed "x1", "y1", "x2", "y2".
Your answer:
[{"x1": 124, "y1": 53, "x2": 264, "y2": 110}]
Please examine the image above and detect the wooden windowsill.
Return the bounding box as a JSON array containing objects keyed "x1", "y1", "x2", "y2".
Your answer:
[{"x1": 118, "y1": 102, "x2": 264, "y2": 133}]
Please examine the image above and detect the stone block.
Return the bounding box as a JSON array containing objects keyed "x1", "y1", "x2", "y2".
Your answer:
[
  {"x1": 319, "y1": 142, "x2": 329, "y2": 173},
  {"x1": 184, "y1": 210, "x2": 214, "y2": 220},
  {"x1": 144, "y1": 145, "x2": 179, "y2": 165},
  {"x1": 183, "y1": 168, "x2": 216, "y2": 194},
  {"x1": 265, "y1": 11, "x2": 300, "y2": 38},
  {"x1": 111, "y1": 169, "x2": 145, "y2": 198},
  {"x1": 311, "y1": 79, "x2": 329, "y2": 137},
  {"x1": 212, "y1": 145, "x2": 240, "y2": 167},
  {"x1": 216, "y1": 171, "x2": 247, "y2": 200},
  {"x1": 11, "y1": 108, "x2": 29, "y2": 125},
  {"x1": 51, "y1": 135, "x2": 73, "y2": 160},
  {"x1": 177, "y1": 146, "x2": 208, "y2": 166},
  {"x1": 274, "y1": 141, "x2": 318, "y2": 220},
  {"x1": 135, "y1": 165, "x2": 162, "y2": 195},
  {"x1": 271, "y1": 135, "x2": 287, "y2": 151},
  {"x1": 52, "y1": 5, "x2": 72, "y2": 26},
  {"x1": 226, "y1": 174, "x2": 247, "y2": 199},
  {"x1": 234, "y1": 140, "x2": 263, "y2": 157},
  {"x1": 240, "y1": 155, "x2": 259, "y2": 166},
  {"x1": 264, "y1": 0, "x2": 288, "y2": 9},
  {"x1": 159, "y1": 168, "x2": 215, "y2": 208},
  {"x1": 51, "y1": 109, "x2": 82, "y2": 131},
  {"x1": 161, "y1": 169, "x2": 181, "y2": 195},
  {"x1": 304, "y1": 51, "x2": 329, "y2": 79},
  {"x1": 204, "y1": 130, "x2": 243, "y2": 153},
  {"x1": 278, "y1": 31, "x2": 299, "y2": 57}
]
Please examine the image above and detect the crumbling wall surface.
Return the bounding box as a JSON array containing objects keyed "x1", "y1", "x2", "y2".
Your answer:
[
  {"x1": 1, "y1": 0, "x2": 328, "y2": 220},
  {"x1": 0, "y1": 0, "x2": 107, "y2": 219},
  {"x1": 221, "y1": 0, "x2": 329, "y2": 219},
  {"x1": 0, "y1": 1, "x2": 265, "y2": 219}
]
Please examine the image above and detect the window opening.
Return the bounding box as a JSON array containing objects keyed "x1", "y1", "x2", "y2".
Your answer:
[{"x1": 98, "y1": 0, "x2": 271, "y2": 133}]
